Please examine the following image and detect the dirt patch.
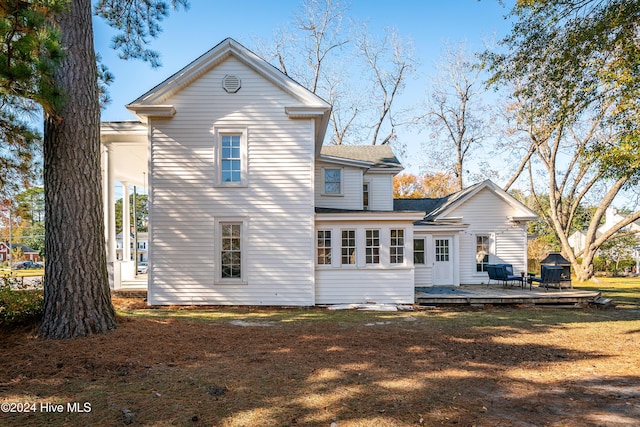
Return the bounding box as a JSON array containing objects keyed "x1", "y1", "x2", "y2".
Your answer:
[{"x1": 0, "y1": 300, "x2": 639, "y2": 426}]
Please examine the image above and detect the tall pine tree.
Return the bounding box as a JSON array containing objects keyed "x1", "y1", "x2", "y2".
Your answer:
[{"x1": 1, "y1": 0, "x2": 187, "y2": 338}]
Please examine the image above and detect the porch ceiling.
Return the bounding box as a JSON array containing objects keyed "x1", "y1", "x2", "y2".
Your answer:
[
  {"x1": 109, "y1": 142, "x2": 148, "y2": 187},
  {"x1": 101, "y1": 122, "x2": 148, "y2": 187}
]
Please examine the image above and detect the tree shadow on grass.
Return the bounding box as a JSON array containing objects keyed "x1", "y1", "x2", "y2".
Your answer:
[{"x1": 0, "y1": 312, "x2": 639, "y2": 426}]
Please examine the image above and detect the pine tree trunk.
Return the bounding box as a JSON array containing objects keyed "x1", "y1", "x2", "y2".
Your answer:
[{"x1": 39, "y1": 0, "x2": 116, "y2": 339}]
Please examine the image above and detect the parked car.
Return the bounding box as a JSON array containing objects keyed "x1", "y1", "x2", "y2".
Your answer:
[
  {"x1": 137, "y1": 262, "x2": 148, "y2": 274},
  {"x1": 14, "y1": 261, "x2": 44, "y2": 270}
]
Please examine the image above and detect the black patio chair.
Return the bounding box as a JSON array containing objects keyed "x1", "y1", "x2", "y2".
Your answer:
[
  {"x1": 486, "y1": 264, "x2": 497, "y2": 287},
  {"x1": 530, "y1": 266, "x2": 563, "y2": 291},
  {"x1": 497, "y1": 264, "x2": 525, "y2": 288}
]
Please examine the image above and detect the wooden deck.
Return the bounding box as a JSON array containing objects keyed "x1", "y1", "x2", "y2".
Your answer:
[
  {"x1": 112, "y1": 279, "x2": 602, "y2": 307},
  {"x1": 415, "y1": 285, "x2": 601, "y2": 306}
]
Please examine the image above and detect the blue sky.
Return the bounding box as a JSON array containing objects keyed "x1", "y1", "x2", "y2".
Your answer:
[{"x1": 94, "y1": 0, "x2": 515, "y2": 174}]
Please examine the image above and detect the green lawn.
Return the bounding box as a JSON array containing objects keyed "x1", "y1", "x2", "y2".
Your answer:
[
  {"x1": 0, "y1": 269, "x2": 44, "y2": 278},
  {"x1": 573, "y1": 276, "x2": 640, "y2": 307}
]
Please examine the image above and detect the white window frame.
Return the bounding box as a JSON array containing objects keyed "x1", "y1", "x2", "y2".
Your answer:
[
  {"x1": 363, "y1": 182, "x2": 370, "y2": 210},
  {"x1": 215, "y1": 218, "x2": 247, "y2": 284},
  {"x1": 435, "y1": 238, "x2": 450, "y2": 262},
  {"x1": 413, "y1": 238, "x2": 425, "y2": 265},
  {"x1": 475, "y1": 234, "x2": 494, "y2": 274},
  {"x1": 341, "y1": 229, "x2": 356, "y2": 266},
  {"x1": 322, "y1": 167, "x2": 343, "y2": 196},
  {"x1": 214, "y1": 127, "x2": 248, "y2": 187},
  {"x1": 365, "y1": 229, "x2": 380, "y2": 265},
  {"x1": 390, "y1": 228, "x2": 405, "y2": 264},
  {"x1": 317, "y1": 229, "x2": 332, "y2": 266}
]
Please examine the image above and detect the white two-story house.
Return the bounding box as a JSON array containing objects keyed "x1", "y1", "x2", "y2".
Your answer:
[{"x1": 101, "y1": 38, "x2": 536, "y2": 305}]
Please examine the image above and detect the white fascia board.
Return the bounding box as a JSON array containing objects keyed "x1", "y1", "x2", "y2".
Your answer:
[
  {"x1": 414, "y1": 223, "x2": 470, "y2": 232},
  {"x1": 100, "y1": 121, "x2": 148, "y2": 144},
  {"x1": 365, "y1": 167, "x2": 404, "y2": 175},
  {"x1": 509, "y1": 215, "x2": 539, "y2": 222},
  {"x1": 125, "y1": 104, "x2": 176, "y2": 122},
  {"x1": 433, "y1": 217, "x2": 464, "y2": 222},
  {"x1": 318, "y1": 154, "x2": 373, "y2": 169},
  {"x1": 316, "y1": 211, "x2": 425, "y2": 222},
  {"x1": 285, "y1": 106, "x2": 331, "y2": 118}
]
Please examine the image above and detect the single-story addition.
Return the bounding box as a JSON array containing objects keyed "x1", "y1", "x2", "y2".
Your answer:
[
  {"x1": 100, "y1": 37, "x2": 537, "y2": 305},
  {"x1": 395, "y1": 180, "x2": 538, "y2": 287}
]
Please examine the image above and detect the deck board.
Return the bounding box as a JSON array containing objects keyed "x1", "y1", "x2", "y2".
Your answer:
[{"x1": 416, "y1": 285, "x2": 600, "y2": 306}]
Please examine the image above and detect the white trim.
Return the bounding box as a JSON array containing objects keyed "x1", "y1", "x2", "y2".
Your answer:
[
  {"x1": 213, "y1": 126, "x2": 249, "y2": 187},
  {"x1": 317, "y1": 212, "x2": 425, "y2": 222},
  {"x1": 318, "y1": 154, "x2": 373, "y2": 169},
  {"x1": 473, "y1": 233, "x2": 495, "y2": 276},
  {"x1": 413, "y1": 237, "x2": 426, "y2": 265},
  {"x1": 362, "y1": 181, "x2": 370, "y2": 211},
  {"x1": 214, "y1": 217, "x2": 248, "y2": 285},
  {"x1": 340, "y1": 228, "x2": 357, "y2": 267},
  {"x1": 322, "y1": 167, "x2": 343, "y2": 196},
  {"x1": 316, "y1": 229, "x2": 333, "y2": 267},
  {"x1": 389, "y1": 228, "x2": 406, "y2": 265},
  {"x1": 365, "y1": 228, "x2": 381, "y2": 265}
]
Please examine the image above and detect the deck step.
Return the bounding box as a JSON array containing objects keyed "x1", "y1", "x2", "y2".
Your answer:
[{"x1": 593, "y1": 296, "x2": 614, "y2": 308}]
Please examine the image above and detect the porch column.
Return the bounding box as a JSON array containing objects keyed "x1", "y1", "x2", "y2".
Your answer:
[
  {"x1": 102, "y1": 146, "x2": 107, "y2": 245},
  {"x1": 106, "y1": 145, "x2": 116, "y2": 263},
  {"x1": 122, "y1": 182, "x2": 131, "y2": 262}
]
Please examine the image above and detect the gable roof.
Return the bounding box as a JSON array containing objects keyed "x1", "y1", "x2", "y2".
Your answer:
[
  {"x1": 126, "y1": 37, "x2": 331, "y2": 148},
  {"x1": 394, "y1": 180, "x2": 538, "y2": 224},
  {"x1": 0, "y1": 242, "x2": 38, "y2": 254},
  {"x1": 320, "y1": 145, "x2": 403, "y2": 171}
]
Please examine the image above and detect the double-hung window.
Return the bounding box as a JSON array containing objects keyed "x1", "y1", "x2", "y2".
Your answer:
[
  {"x1": 413, "y1": 239, "x2": 425, "y2": 264},
  {"x1": 476, "y1": 235, "x2": 490, "y2": 272},
  {"x1": 390, "y1": 229, "x2": 405, "y2": 264},
  {"x1": 317, "y1": 230, "x2": 332, "y2": 265},
  {"x1": 341, "y1": 229, "x2": 356, "y2": 265},
  {"x1": 215, "y1": 128, "x2": 247, "y2": 186},
  {"x1": 324, "y1": 168, "x2": 342, "y2": 195},
  {"x1": 365, "y1": 229, "x2": 380, "y2": 264},
  {"x1": 220, "y1": 222, "x2": 242, "y2": 280},
  {"x1": 363, "y1": 182, "x2": 370, "y2": 210},
  {"x1": 221, "y1": 135, "x2": 241, "y2": 183}
]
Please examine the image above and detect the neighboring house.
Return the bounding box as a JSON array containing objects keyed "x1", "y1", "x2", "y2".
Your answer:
[
  {"x1": 100, "y1": 37, "x2": 537, "y2": 305},
  {"x1": 0, "y1": 242, "x2": 40, "y2": 263},
  {"x1": 568, "y1": 207, "x2": 640, "y2": 255},
  {"x1": 395, "y1": 180, "x2": 538, "y2": 286},
  {"x1": 116, "y1": 232, "x2": 149, "y2": 262}
]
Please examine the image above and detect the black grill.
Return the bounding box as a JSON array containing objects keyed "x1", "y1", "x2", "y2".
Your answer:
[{"x1": 540, "y1": 252, "x2": 571, "y2": 287}]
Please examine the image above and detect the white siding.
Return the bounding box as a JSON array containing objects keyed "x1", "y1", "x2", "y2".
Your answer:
[
  {"x1": 365, "y1": 173, "x2": 394, "y2": 211},
  {"x1": 315, "y1": 269, "x2": 414, "y2": 304},
  {"x1": 148, "y1": 56, "x2": 314, "y2": 305},
  {"x1": 448, "y1": 188, "x2": 529, "y2": 285},
  {"x1": 414, "y1": 265, "x2": 432, "y2": 287},
  {"x1": 314, "y1": 163, "x2": 363, "y2": 210},
  {"x1": 314, "y1": 220, "x2": 415, "y2": 304}
]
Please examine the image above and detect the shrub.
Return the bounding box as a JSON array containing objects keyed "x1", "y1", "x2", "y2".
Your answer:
[{"x1": 0, "y1": 278, "x2": 44, "y2": 326}]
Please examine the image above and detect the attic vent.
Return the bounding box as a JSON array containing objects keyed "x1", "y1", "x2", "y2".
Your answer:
[{"x1": 222, "y1": 74, "x2": 241, "y2": 93}]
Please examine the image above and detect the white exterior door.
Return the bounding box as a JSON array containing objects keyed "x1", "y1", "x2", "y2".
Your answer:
[{"x1": 434, "y1": 237, "x2": 453, "y2": 285}]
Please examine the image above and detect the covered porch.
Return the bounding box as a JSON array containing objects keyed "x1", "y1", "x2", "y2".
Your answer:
[{"x1": 101, "y1": 121, "x2": 149, "y2": 291}]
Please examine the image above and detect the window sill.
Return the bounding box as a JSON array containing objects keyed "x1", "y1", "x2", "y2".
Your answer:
[
  {"x1": 214, "y1": 182, "x2": 248, "y2": 188},
  {"x1": 321, "y1": 193, "x2": 343, "y2": 197},
  {"x1": 215, "y1": 280, "x2": 248, "y2": 286}
]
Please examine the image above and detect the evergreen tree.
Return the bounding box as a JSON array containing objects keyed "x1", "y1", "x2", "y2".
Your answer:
[{"x1": 1, "y1": 0, "x2": 187, "y2": 338}]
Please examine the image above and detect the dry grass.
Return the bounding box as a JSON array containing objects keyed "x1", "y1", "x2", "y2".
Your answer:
[{"x1": 1, "y1": 284, "x2": 639, "y2": 426}]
